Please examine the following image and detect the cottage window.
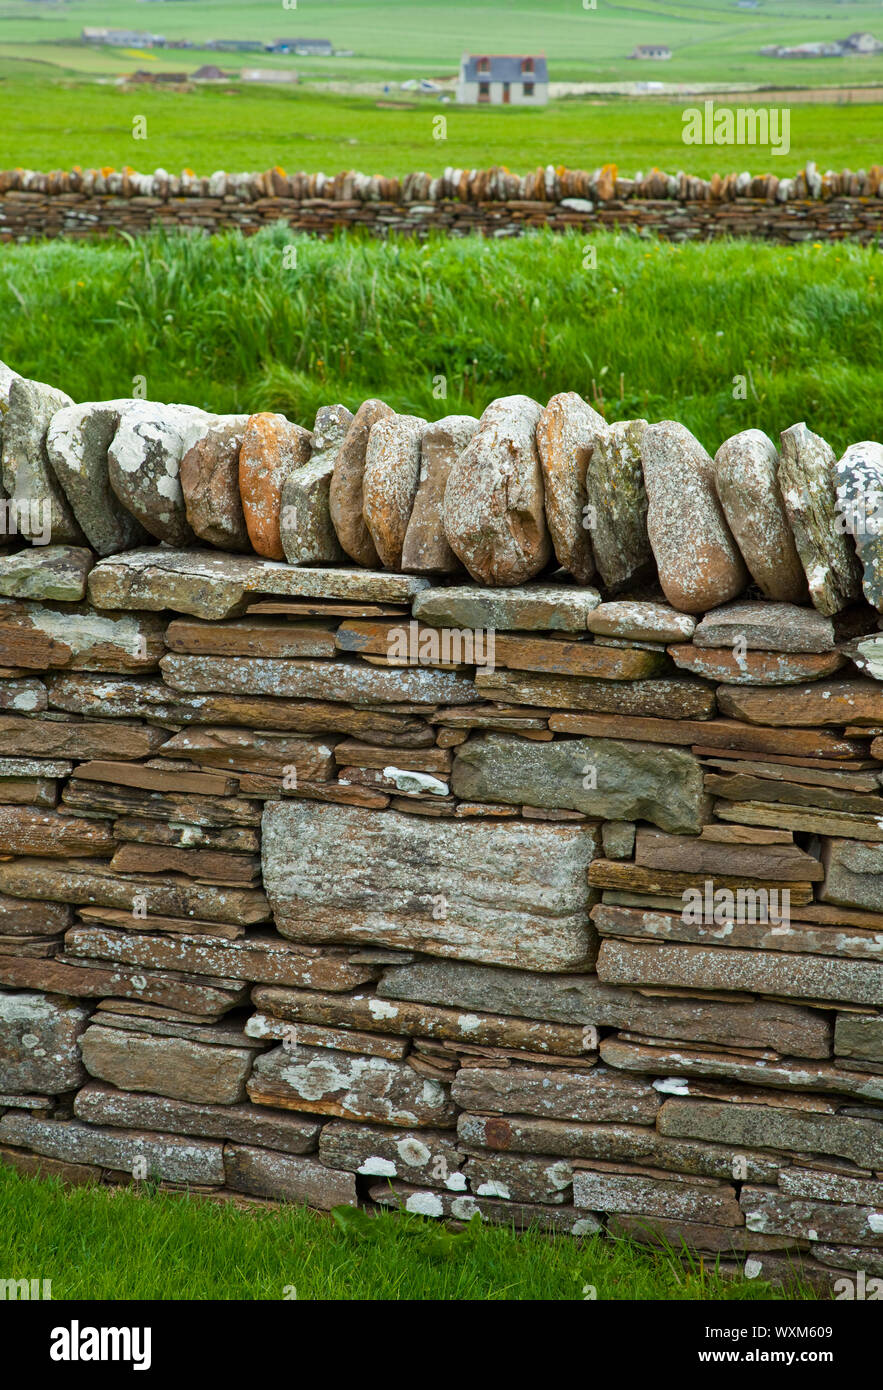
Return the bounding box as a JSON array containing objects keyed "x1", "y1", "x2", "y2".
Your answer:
[
  {"x1": 477, "y1": 57, "x2": 490, "y2": 74},
  {"x1": 523, "y1": 81, "x2": 535, "y2": 97},
  {"x1": 478, "y1": 81, "x2": 490, "y2": 102}
]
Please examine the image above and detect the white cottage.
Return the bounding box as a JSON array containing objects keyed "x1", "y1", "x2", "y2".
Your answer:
[{"x1": 457, "y1": 54, "x2": 548, "y2": 106}]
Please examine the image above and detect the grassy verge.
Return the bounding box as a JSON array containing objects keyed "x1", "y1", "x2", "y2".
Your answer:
[
  {"x1": 1, "y1": 227, "x2": 880, "y2": 453},
  {"x1": 0, "y1": 1166, "x2": 813, "y2": 1300}
]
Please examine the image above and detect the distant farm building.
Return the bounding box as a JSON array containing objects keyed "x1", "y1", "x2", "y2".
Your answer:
[
  {"x1": 82, "y1": 28, "x2": 165, "y2": 48},
  {"x1": 241, "y1": 69, "x2": 299, "y2": 85},
  {"x1": 761, "y1": 32, "x2": 883, "y2": 58},
  {"x1": 631, "y1": 45, "x2": 673, "y2": 60},
  {"x1": 191, "y1": 65, "x2": 229, "y2": 82},
  {"x1": 270, "y1": 38, "x2": 334, "y2": 56},
  {"x1": 457, "y1": 54, "x2": 548, "y2": 106},
  {"x1": 204, "y1": 40, "x2": 265, "y2": 54}
]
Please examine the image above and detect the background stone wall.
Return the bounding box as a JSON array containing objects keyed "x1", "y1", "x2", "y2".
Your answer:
[{"x1": 2, "y1": 163, "x2": 883, "y2": 242}]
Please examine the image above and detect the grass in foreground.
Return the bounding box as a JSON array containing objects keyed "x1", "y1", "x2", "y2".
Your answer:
[
  {"x1": 0, "y1": 1166, "x2": 813, "y2": 1300},
  {"x1": 1, "y1": 226, "x2": 880, "y2": 454}
]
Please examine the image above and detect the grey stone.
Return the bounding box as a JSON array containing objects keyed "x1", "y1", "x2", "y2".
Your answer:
[
  {"x1": 598, "y1": 939, "x2": 883, "y2": 1008},
  {"x1": 821, "y1": 838, "x2": 883, "y2": 913},
  {"x1": 658, "y1": 1098, "x2": 883, "y2": 1169},
  {"x1": 318, "y1": 1121, "x2": 464, "y2": 1177},
  {"x1": 741, "y1": 1185, "x2": 883, "y2": 1245},
  {"x1": 535, "y1": 392, "x2": 606, "y2": 584},
  {"x1": 585, "y1": 419, "x2": 653, "y2": 590},
  {"x1": 329, "y1": 399, "x2": 394, "y2": 566},
  {"x1": 107, "y1": 402, "x2": 214, "y2": 545},
  {"x1": 451, "y1": 1065, "x2": 661, "y2": 1124},
  {"x1": 73, "y1": 1082, "x2": 321, "y2": 1153},
  {"x1": 0, "y1": 546, "x2": 93, "y2": 602},
  {"x1": 160, "y1": 653, "x2": 478, "y2": 704},
  {"x1": 0, "y1": 1113, "x2": 224, "y2": 1184},
  {"x1": 280, "y1": 404, "x2": 352, "y2": 566},
  {"x1": 694, "y1": 599, "x2": 835, "y2": 653},
  {"x1": 778, "y1": 422, "x2": 862, "y2": 615},
  {"x1": 0, "y1": 989, "x2": 89, "y2": 1093},
  {"x1": 377, "y1": 959, "x2": 830, "y2": 1054},
  {"x1": 452, "y1": 732, "x2": 708, "y2": 833},
  {"x1": 45, "y1": 400, "x2": 149, "y2": 554},
  {"x1": 834, "y1": 440, "x2": 883, "y2": 611},
  {"x1": 573, "y1": 1170, "x2": 742, "y2": 1225},
  {"x1": 1, "y1": 377, "x2": 82, "y2": 543},
  {"x1": 412, "y1": 582, "x2": 600, "y2": 631}
]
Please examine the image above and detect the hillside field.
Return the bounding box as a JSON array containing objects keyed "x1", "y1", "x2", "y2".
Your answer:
[{"x1": 2, "y1": 0, "x2": 883, "y2": 87}]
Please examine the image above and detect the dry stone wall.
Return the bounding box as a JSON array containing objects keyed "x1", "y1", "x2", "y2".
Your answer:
[
  {"x1": 0, "y1": 359, "x2": 883, "y2": 1291},
  {"x1": 2, "y1": 164, "x2": 883, "y2": 243}
]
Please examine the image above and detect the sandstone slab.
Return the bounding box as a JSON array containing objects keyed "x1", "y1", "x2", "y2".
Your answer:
[
  {"x1": 80, "y1": 1024, "x2": 254, "y2": 1104},
  {"x1": 239, "y1": 413, "x2": 312, "y2": 559},
  {"x1": 642, "y1": 420, "x2": 746, "y2": 612},
  {"x1": 401, "y1": 415, "x2": 477, "y2": 574},
  {"x1": 329, "y1": 399, "x2": 394, "y2": 566},
  {"x1": 778, "y1": 422, "x2": 862, "y2": 615},
  {"x1": 535, "y1": 392, "x2": 606, "y2": 584},
  {"x1": 694, "y1": 600, "x2": 835, "y2": 653},
  {"x1": 412, "y1": 583, "x2": 600, "y2": 632},
  {"x1": 73, "y1": 1082, "x2": 320, "y2": 1154},
  {"x1": 444, "y1": 395, "x2": 551, "y2": 586},
  {"x1": 262, "y1": 800, "x2": 597, "y2": 970},
  {"x1": 362, "y1": 413, "x2": 427, "y2": 569},
  {"x1": 223, "y1": 1142, "x2": 356, "y2": 1208},
  {"x1": 451, "y1": 1065, "x2": 660, "y2": 1124},
  {"x1": 714, "y1": 429, "x2": 806, "y2": 602},
  {"x1": 248, "y1": 1044, "x2": 456, "y2": 1127},
  {"x1": 586, "y1": 600, "x2": 695, "y2": 644},
  {"x1": 180, "y1": 417, "x2": 250, "y2": 551},
  {"x1": 0, "y1": 546, "x2": 93, "y2": 602}
]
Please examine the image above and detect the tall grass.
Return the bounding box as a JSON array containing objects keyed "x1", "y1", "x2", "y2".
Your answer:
[{"x1": 1, "y1": 226, "x2": 881, "y2": 453}]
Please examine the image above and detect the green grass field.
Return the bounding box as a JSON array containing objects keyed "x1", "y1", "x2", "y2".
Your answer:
[
  {"x1": 0, "y1": 1166, "x2": 813, "y2": 1299},
  {"x1": 0, "y1": 81, "x2": 881, "y2": 178},
  {"x1": 2, "y1": 0, "x2": 883, "y2": 87},
  {"x1": 1, "y1": 228, "x2": 879, "y2": 456}
]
